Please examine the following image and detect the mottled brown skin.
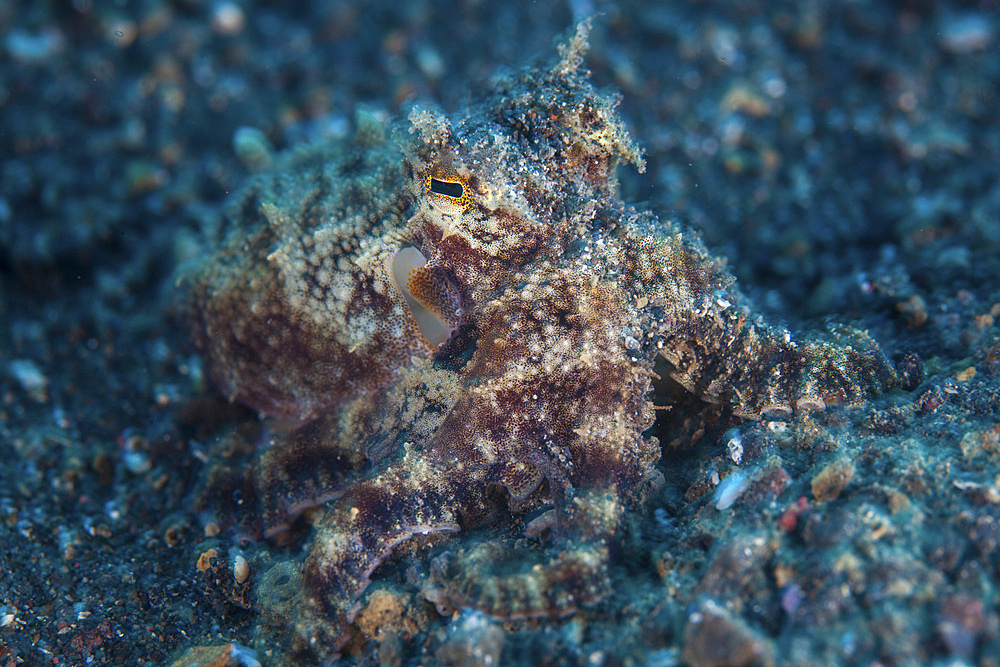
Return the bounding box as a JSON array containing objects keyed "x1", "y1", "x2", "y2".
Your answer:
[{"x1": 185, "y1": 23, "x2": 898, "y2": 660}]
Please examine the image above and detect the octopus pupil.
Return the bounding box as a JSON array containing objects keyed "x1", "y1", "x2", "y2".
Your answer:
[{"x1": 430, "y1": 178, "x2": 464, "y2": 199}]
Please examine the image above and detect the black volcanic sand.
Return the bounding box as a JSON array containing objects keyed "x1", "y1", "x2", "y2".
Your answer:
[{"x1": 1, "y1": 1, "x2": 999, "y2": 664}]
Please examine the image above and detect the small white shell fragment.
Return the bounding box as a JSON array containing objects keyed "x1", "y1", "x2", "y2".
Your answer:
[{"x1": 725, "y1": 428, "x2": 744, "y2": 464}]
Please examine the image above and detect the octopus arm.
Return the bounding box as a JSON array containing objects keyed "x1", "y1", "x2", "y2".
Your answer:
[
  {"x1": 424, "y1": 490, "x2": 624, "y2": 622},
  {"x1": 300, "y1": 461, "x2": 471, "y2": 649},
  {"x1": 659, "y1": 291, "x2": 899, "y2": 419},
  {"x1": 625, "y1": 219, "x2": 900, "y2": 419}
]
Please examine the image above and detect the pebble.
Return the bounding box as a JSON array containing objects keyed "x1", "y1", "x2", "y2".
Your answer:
[
  {"x1": 435, "y1": 610, "x2": 505, "y2": 667},
  {"x1": 937, "y1": 595, "x2": 984, "y2": 658},
  {"x1": 416, "y1": 44, "x2": 445, "y2": 80},
  {"x1": 939, "y1": 14, "x2": 994, "y2": 54},
  {"x1": 955, "y1": 366, "x2": 976, "y2": 383},
  {"x1": 233, "y1": 126, "x2": 275, "y2": 173},
  {"x1": 715, "y1": 470, "x2": 749, "y2": 510},
  {"x1": 169, "y1": 642, "x2": 261, "y2": 667},
  {"x1": 233, "y1": 554, "x2": 250, "y2": 584},
  {"x1": 109, "y1": 20, "x2": 138, "y2": 49},
  {"x1": 7, "y1": 359, "x2": 49, "y2": 403},
  {"x1": 4, "y1": 27, "x2": 64, "y2": 62},
  {"x1": 123, "y1": 450, "x2": 152, "y2": 475},
  {"x1": 682, "y1": 598, "x2": 775, "y2": 667},
  {"x1": 211, "y1": 2, "x2": 247, "y2": 36},
  {"x1": 196, "y1": 548, "x2": 219, "y2": 573},
  {"x1": 810, "y1": 458, "x2": 854, "y2": 503}
]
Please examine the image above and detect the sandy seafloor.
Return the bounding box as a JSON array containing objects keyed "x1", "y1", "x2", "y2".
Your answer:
[{"x1": 2, "y1": 1, "x2": 1000, "y2": 665}]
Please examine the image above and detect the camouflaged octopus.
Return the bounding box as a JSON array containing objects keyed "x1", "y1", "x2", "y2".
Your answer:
[{"x1": 186, "y1": 23, "x2": 898, "y2": 660}]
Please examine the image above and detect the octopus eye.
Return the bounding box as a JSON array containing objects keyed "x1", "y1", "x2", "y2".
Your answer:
[
  {"x1": 425, "y1": 174, "x2": 469, "y2": 211},
  {"x1": 429, "y1": 178, "x2": 464, "y2": 199}
]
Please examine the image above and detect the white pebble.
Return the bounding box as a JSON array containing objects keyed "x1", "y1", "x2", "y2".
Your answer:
[
  {"x1": 715, "y1": 470, "x2": 749, "y2": 510},
  {"x1": 940, "y1": 14, "x2": 993, "y2": 54},
  {"x1": 211, "y1": 2, "x2": 247, "y2": 36},
  {"x1": 233, "y1": 554, "x2": 250, "y2": 583}
]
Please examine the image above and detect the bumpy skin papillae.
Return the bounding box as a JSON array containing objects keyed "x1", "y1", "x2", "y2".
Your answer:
[
  {"x1": 186, "y1": 114, "x2": 428, "y2": 422},
  {"x1": 185, "y1": 21, "x2": 898, "y2": 660}
]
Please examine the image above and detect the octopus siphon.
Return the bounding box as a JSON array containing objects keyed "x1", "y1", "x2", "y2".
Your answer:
[{"x1": 184, "y1": 21, "x2": 899, "y2": 661}]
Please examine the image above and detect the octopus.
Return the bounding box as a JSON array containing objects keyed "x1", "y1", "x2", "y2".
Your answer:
[{"x1": 184, "y1": 21, "x2": 899, "y2": 661}]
